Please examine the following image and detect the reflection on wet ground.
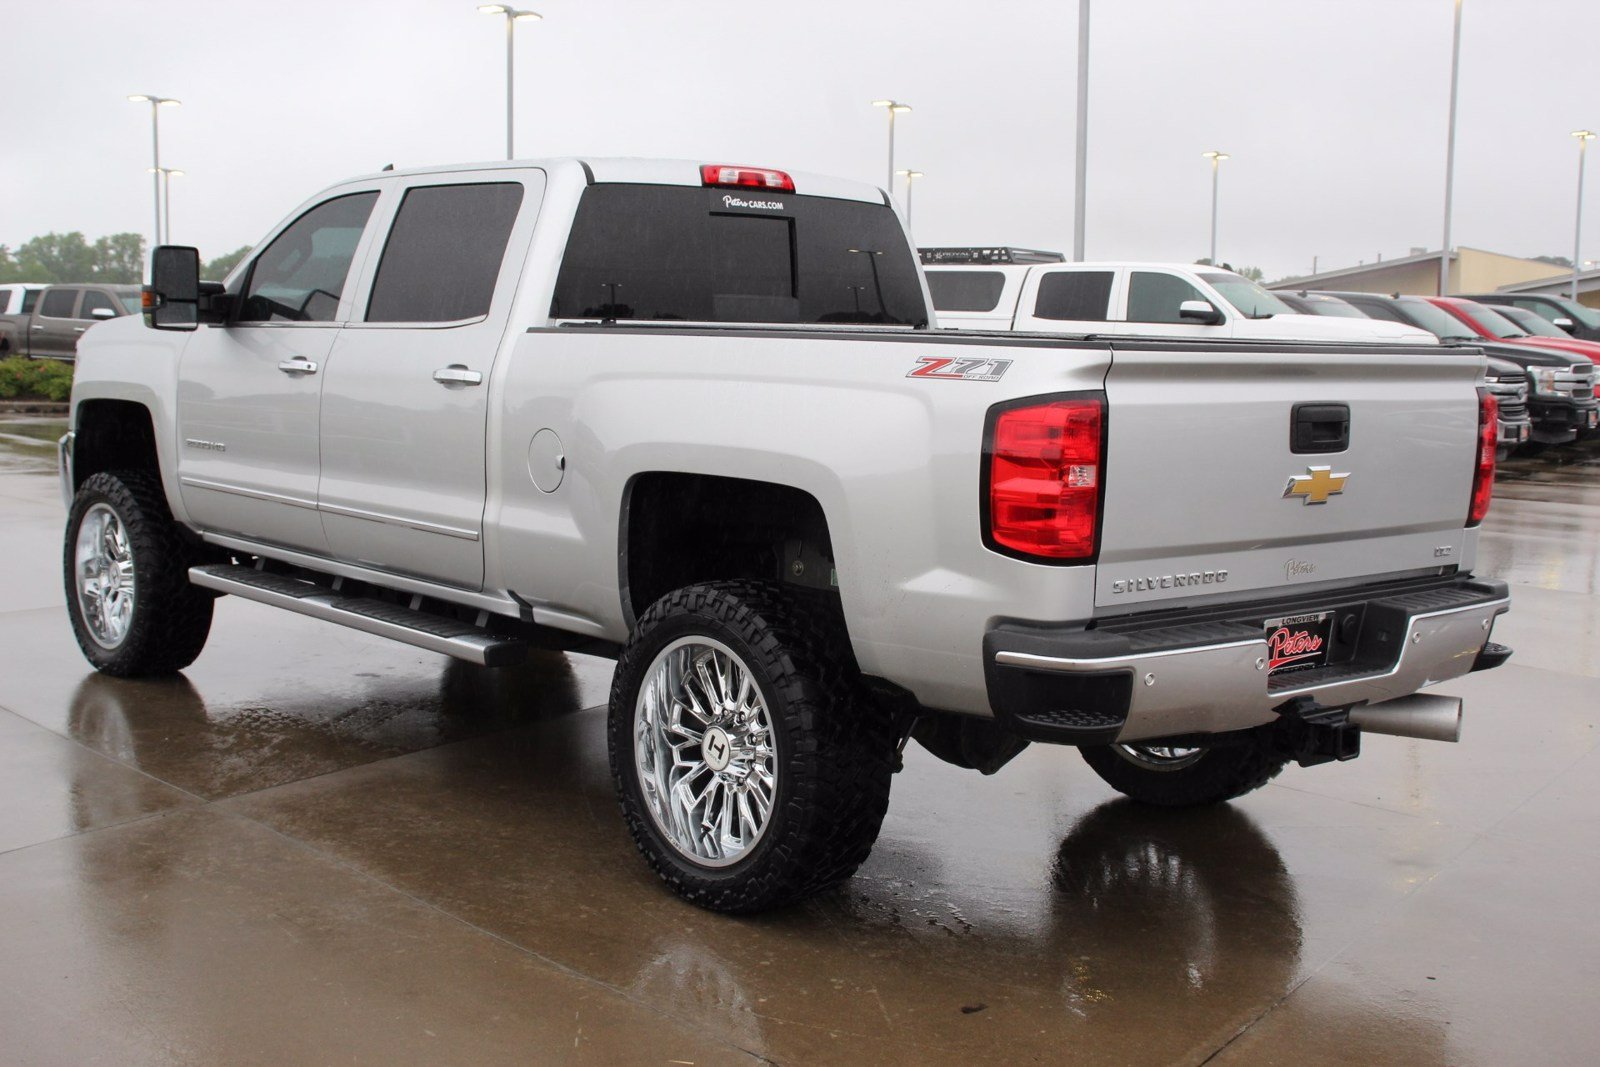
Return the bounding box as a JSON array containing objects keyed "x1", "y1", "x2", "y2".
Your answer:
[
  {"x1": 0, "y1": 415, "x2": 64, "y2": 475},
  {"x1": 0, "y1": 428, "x2": 1596, "y2": 1063}
]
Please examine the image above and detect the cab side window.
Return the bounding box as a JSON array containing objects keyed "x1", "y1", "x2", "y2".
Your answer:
[
  {"x1": 238, "y1": 192, "x2": 379, "y2": 323},
  {"x1": 79, "y1": 291, "x2": 117, "y2": 318},
  {"x1": 365, "y1": 183, "x2": 524, "y2": 323},
  {"x1": 1033, "y1": 271, "x2": 1113, "y2": 321},
  {"x1": 1513, "y1": 299, "x2": 1561, "y2": 325},
  {"x1": 21, "y1": 289, "x2": 42, "y2": 314},
  {"x1": 39, "y1": 289, "x2": 78, "y2": 319},
  {"x1": 1126, "y1": 272, "x2": 1209, "y2": 324}
]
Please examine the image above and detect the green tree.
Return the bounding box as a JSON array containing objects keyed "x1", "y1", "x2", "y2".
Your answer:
[
  {"x1": 12, "y1": 232, "x2": 98, "y2": 282},
  {"x1": 91, "y1": 233, "x2": 146, "y2": 283},
  {"x1": 203, "y1": 246, "x2": 251, "y2": 281}
]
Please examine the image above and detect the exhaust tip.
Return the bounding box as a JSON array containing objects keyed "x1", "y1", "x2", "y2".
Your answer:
[{"x1": 1349, "y1": 693, "x2": 1463, "y2": 743}]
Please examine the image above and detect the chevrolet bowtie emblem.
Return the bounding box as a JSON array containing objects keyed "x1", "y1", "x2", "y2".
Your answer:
[{"x1": 1284, "y1": 465, "x2": 1349, "y2": 505}]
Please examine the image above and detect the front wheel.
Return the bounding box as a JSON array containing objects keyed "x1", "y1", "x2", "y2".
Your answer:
[
  {"x1": 63, "y1": 471, "x2": 214, "y2": 677},
  {"x1": 608, "y1": 581, "x2": 895, "y2": 913},
  {"x1": 1079, "y1": 734, "x2": 1287, "y2": 807}
]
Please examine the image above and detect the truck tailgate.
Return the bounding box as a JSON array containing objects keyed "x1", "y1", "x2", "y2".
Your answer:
[{"x1": 1096, "y1": 343, "x2": 1485, "y2": 609}]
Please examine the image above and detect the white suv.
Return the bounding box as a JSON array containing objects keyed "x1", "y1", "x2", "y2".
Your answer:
[{"x1": 923, "y1": 254, "x2": 1436, "y2": 344}]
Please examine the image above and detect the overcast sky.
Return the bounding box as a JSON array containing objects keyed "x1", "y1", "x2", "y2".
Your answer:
[{"x1": 6, "y1": 0, "x2": 1598, "y2": 282}]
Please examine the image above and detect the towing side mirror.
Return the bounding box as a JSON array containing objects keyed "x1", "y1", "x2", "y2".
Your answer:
[
  {"x1": 143, "y1": 245, "x2": 201, "y2": 330},
  {"x1": 1179, "y1": 299, "x2": 1225, "y2": 325},
  {"x1": 1553, "y1": 316, "x2": 1576, "y2": 334}
]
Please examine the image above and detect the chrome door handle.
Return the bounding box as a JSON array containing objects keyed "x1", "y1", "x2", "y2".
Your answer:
[
  {"x1": 433, "y1": 366, "x2": 483, "y2": 386},
  {"x1": 277, "y1": 358, "x2": 319, "y2": 375},
  {"x1": 31, "y1": 325, "x2": 43, "y2": 331},
  {"x1": 73, "y1": 327, "x2": 87, "y2": 333}
]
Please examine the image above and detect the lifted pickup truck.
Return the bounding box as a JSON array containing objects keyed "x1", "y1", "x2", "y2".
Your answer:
[{"x1": 61, "y1": 158, "x2": 1511, "y2": 912}]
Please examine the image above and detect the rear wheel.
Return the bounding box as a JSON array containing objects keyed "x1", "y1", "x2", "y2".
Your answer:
[
  {"x1": 64, "y1": 471, "x2": 214, "y2": 677},
  {"x1": 608, "y1": 581, "x2": 895, "y2": 913},
  {"x1": 1079, "y1": 734, "x2": 1287, "y2": 807}
]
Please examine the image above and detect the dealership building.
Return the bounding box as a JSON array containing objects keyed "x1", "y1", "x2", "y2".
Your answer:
[{"x1": 1269, "y1": 246, "x2": 1600, "y2": 306}]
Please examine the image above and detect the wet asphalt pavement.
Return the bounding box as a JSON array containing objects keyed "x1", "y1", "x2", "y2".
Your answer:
[{"x1": 1, "y1": 417, "x2": 1597, "y2": 1065}]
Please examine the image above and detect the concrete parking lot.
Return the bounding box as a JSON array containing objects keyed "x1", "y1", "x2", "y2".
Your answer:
[{"x1": 1, "y1": 415, "x2": 1597, "y2": 1065}]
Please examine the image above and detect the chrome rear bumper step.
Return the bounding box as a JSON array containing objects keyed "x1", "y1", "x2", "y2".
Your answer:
[{"x1": 189, "y1": 563, "x2": 527, "y2": 667}]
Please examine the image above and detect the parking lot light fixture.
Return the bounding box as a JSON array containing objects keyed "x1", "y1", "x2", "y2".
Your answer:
[
  {"x1": 128, "y1": 95, "x2": 180, "y2": 259},
  {"x1": 1572, "y1": 130, "x2": 1596, "y2": 302},
  {"x1": 1441, "y1": 0, "x2": 1463, "y2": 295},
  {"x1": 147, "y1": 167, "x2": 184, "y2": 244},
  {"x1": 478, "y1": 4, "x2": 543, "y2": 160},
  {"x1": 1202, "y1": 150, "x2": 1229, "y2": 266},
  {"x1": 896, "y1": 169, "x2": 924, "y2": 231},
  {"x1": 872, "y1": 99, "x2": 912, "y2": 197}
]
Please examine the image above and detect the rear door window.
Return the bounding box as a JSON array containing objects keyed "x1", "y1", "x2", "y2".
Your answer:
[
  {"x1": 927, "y1": 270, "x2": 1007, "y2": 312},
  {"x1": 550, "y1": 184, "x2": 927, "y2": 326},
  {"x1": 1126, "y1": 272, "x2": 1209, "y2": 324},
  {"x1": 39, "y1": 289, "x2": 78, "y2": 319},
  {"x1": 366, "y1": 182, "x2": 525, "y2": 323},
  {"x1": 239, "y1": 191, "x2": 379, "y2": 323},
  {"x1": 21, "y1": 289, "x2": 41, "y2": 314},
  {"x1": 1033, "y1": 271, "x2": 1114, "y2": 321}
]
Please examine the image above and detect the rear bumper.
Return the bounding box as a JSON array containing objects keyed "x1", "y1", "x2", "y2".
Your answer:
[{"x1": 984, "y1": 575, "x2": 1510, "y2": 745}]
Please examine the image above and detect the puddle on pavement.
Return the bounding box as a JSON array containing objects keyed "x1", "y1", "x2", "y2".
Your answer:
[{"x1": 0, "y1": 416, "x2": 66, "y2": 475}]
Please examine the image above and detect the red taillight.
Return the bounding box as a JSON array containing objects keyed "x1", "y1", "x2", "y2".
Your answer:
[
  {"x1": 1468, "y1": 386, "x2": 1497, "y2": 526},
  {"x1": 699, "y1": 164, "x2": 795, "y2": 192},
  {"x1": 987, "y1": 397, "x2": 1104, "y2": 560}
]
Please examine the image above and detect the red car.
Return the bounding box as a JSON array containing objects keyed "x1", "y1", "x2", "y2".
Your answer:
[{"x1": 1427, "y1": 296, "x2": 1600, "y2": 372}]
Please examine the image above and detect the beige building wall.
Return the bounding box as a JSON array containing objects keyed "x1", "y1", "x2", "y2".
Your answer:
[{"x1": 1272, "y1": 247, "x2": 1565, "y2": 297}]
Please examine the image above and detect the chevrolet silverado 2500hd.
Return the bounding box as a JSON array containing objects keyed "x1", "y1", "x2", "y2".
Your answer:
[{"x1": 60, "y1": 158, "x2": 1511, "y2": 912}]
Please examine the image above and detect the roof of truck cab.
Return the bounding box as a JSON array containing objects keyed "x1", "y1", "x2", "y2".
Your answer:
[
  {"x1": 333, "y1": 157, "x2": 886, "y2": 205},
  {"x1": 923, "y1": 261, "x2": 1250, "y2": 276}
]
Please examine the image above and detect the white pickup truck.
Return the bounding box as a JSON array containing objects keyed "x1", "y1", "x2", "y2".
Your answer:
[
  {"x1": 60, "y1": 159, "x2": 1510, "y2": 912},
  {"x1": 921, "y1": 249, "x2": 1436, "y2": 343}
]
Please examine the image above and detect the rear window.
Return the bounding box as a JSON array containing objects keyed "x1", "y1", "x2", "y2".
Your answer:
[
  {"x1": 1033, "y1": 271, "x2": 1113, "y2": 321},
  {"x1": 550, "y1": 184, "x2": 927, "y2": 326},
  {"x1": 926, "y1": 270, "x2": 1007, "y2": 312}
]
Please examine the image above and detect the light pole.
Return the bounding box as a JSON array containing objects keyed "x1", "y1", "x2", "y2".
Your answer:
[
  {"x1": 872, "y1": 99, "x2": 912, "y2": 197},
  {"x1": 127, "y1": 94, "x2": 180, "y2": 253},
  {"x1": 896, "y1": 169, "x2": 923, "y2": 231},
  {"x1": 148, "y1": 167, "x2": 184, "y2": 244},
  {"x1": 1073, "y1": 0, "x2": 1090, "y2": 260},
  {"x1": 1572, "y1": 130, "x2": 1595, "y2": 301},
  {"x1": 478, "y1": 4, "x2": 542, "y2": 161},
  {"x1": 1441, "y1": 0, "x2": 1463, "y2": 295},
  {"x1": 1202, "y1": 150, "x2": 1229, "y2": 266}
]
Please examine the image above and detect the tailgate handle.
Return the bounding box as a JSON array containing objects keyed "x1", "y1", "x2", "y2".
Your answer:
[{"x1": 1291, "y1": 403, "x2": 1349, "y2": 454}]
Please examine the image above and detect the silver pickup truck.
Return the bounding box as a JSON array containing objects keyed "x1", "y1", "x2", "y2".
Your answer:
[{"x1": 59, "y1": 158, "x2": 1511, "y2": 912}]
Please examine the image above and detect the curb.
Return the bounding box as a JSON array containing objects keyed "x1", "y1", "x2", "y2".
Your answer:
[{"x1": 0, "y1": 401, "x2": 69, "y2": 416}]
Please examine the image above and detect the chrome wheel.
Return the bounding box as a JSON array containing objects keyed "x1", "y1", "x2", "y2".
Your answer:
[
  {"x1": 1115, "y1": 743, "x2": 1205, "y2": 771},
  {"x1": 74, "y1": 503, "x2": 136, "y2": 649},
  {"x1": 633, "y1": 637, "x2": 777, "y2": 868}
]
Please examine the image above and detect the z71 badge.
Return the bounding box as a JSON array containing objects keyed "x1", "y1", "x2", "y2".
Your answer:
[{"x1": 907, "y1": 356, "x2": 1013, "y2": 382}]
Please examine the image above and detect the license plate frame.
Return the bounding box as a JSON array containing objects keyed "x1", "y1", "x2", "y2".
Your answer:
[{"x1": 1263, "y1": 611, "x2": 1334, "y2": 677}]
